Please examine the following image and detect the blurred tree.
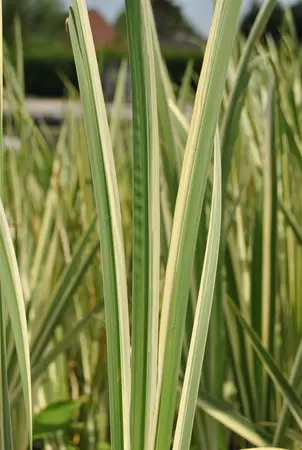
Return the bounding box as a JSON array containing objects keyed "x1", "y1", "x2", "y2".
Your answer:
[
  {"x1": 3, "y1": 0, "x2": 63, "y2": 45},
  {"x1": 290, "y1": 3, "x2": 302, "y2": 41},
  {"x1": 240, "y1": 1, "x2": 284, "y2": 42},
  {"x1": 115, "y1": 0, "x2": 199, "y2": 42}
]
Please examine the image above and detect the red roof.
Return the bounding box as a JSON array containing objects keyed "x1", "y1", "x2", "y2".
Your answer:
[{"x1": 88, "y1": 9, "x2": 115, "y2": 48}]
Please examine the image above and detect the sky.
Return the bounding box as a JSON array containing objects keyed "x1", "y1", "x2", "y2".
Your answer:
[{"x1": 63, "y1": 0, "x2": 297, "y2": 36}]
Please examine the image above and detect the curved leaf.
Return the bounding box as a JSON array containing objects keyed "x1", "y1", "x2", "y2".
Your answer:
[{"x1": 0, "y1": 199, "x2": 32, "y2": 446}]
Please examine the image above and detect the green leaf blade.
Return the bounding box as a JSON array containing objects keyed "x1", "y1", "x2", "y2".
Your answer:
[
  {"x1": 0, "y1": 200, "x2": 32, "y2": 448},
  {"x1": 153, "y1": 1, "x2": 241, "y2": 448},
  {"x1": 173, "y1": 130, "x2": 222, "y2": 449},
  {"x1": 68, "y1": 2, "x2": 131, "y2": 448}
]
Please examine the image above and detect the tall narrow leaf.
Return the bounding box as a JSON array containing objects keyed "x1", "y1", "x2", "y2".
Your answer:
[
  {"x1": 0, "y1": 200, "x2": 32, "y2": 447},
  {"x1": 152, "y1": 1, "x2": 241, "y2": 448},
  {"x1": 261, "y1": 76, "x2": 278, "y2": 418},
  {"x1": 68, "y1": 2, "x2": 131, "y2": 448},
  {"x1": 124, "y1": 0, "x2": 160, "y2": 446},
  {"x1": 173, "y1": 130, "x2": 222, "y2": 449}
]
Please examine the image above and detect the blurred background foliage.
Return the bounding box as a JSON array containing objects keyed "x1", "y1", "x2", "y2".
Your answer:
[
  {"x1": 3, "y1": 0, "x2": 302, "y2": 99},
  {"x1": 3, "y1": 0, "x2": 63, "y2": 46}
]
